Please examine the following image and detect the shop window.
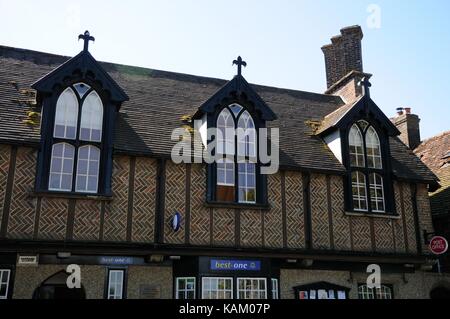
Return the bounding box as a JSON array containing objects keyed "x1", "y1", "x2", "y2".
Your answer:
[
  {"x1": 176, "y1": 277, "x2": 196, "y2": 299},
  {"x1": 202, "y1": 277, "x2": 233, "y2": 299},
  {"x1": 107, "y1": 270, "x2": 125, "y2": 299},
  {"x1": 358, "y1": 284, "x2": 393, "y2": 299},
  {"x1": 237, "y1": 278, "x2": 267, "y2": 299},
  {"x1": 0, "y1": 269, "x2": 11, "y2": 299},
  {"x1": 294, "y1": 282, "x2": 350, "y2": 300}
]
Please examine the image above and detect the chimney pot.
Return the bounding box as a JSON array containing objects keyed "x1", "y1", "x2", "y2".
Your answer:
[
  {"x1": 405, "y1": 107, "x2": 411, "y2": 114},
  {"x1": 391, "y1": 108, "x2": 421, "y2": 150}
]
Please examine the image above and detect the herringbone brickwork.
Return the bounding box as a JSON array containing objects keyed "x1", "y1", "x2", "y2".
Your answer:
[
  {"x1": 240, "y1": 210, "x2": 262, "y2": 247},
  {"x1": 131, "y1": 157, "x2": 157, "y2": 243},
  {"x1": 212, "y1": 208, "x2": 235, "y2": 246},
  {"x1": 0, "y1": 145, "x2": 10, "y2": 231},
  {"x1": 38, "y1": 198, "x2": 68, "y2": 240},
  {"x1": 7, "y1": 147, "x2": 37, "y2": 239},
  {"x1": 264, "y1": 173, "x2": 283, "y2": 248},
  {"x1": 403, "y1": 184, "x2": 418, "y2": 254},
  {"x1": 285, "y1": 171, "x2": 304, "y2": 249},
  {"x1": 190, "y1": 164, "x2": 211, "y2": 245},
  {"x1": 393, "y1": 181, "x2": 407, "y2": 252},
  {"x1": 73, "y1": 200, "x2": 101, "y2": 241},
  {"x1": 103, "y1": 156, "x2": 129, "y2": 242},
  {"x1": 330, "y1": 176, "x2": 352, "y2": 251},
  {"x1": 310, "y1": 174, "x2": 331, "y2": 249},
  {"x1": 164, "y1": 161, "x2": 186, "y2": 244},
  {"x1": 351, "y1": 217, "x2": 372, "y2": 251},
  {"x1": 416, "y1": 184, "x2": 434, "y2": 253},
  {"x1": 374, "y1": 218, "x2": 394, "y2": 252}
]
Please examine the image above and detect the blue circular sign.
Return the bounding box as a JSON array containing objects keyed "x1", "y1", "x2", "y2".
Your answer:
[{"x1": 171, "y1": 212, "x2": 181, "y2": 232}]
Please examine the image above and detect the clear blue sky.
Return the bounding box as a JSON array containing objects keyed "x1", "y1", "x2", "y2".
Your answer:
[{"x1": 1, "y1": 0, "x2": 449, "y2": 139}]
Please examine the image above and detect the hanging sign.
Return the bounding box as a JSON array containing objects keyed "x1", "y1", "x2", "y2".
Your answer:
[
  {"x1": 171, "y1": 212, "x2": 182, "y2": 232},
  {"x1": 429, "y1": 236, "x2": 449, "y2": 255}
]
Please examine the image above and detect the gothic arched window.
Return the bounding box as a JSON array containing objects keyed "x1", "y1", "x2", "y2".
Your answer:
[
  {"x1": 216, "y1": 104, "x2": 258, "y2": 204},
  {"x1": 48, "y1": 83, "x2": 103, "y2": 193},
  {"x1": 348, "y1": 121, "x2": 385, "y2": 213}
]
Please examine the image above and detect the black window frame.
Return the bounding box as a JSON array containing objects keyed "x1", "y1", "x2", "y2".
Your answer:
[
  {"x1": 342, "y1": 119, "x2": 396, "y2": 215},
  {"x1": 206, "y1": 101, "x2": 268, "y2": 207},
  {"x1": 36, "y1": 79, "x2": 116, "y2": 197}
]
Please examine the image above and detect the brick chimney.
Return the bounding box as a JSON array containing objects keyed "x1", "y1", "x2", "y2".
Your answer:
[
  {"x1": 391, "y1": 108, "x2": 421, "y2": 150},
  {"x1": 322, "y1": 26, "x2": 371, "y2": 103}
]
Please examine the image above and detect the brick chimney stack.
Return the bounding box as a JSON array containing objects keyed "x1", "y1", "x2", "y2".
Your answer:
[
  {"x1": 322, "y1": 25, "x2": 364, "y2": 89},
  {"x1": 391, "y1": 108, "x2": 422, "y2": 150},
  {"x1": 322, "y1": 26, "x2": 372, "y2": 103}
]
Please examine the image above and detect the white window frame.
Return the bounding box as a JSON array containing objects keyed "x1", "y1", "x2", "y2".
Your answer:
[
  {"x1": 75, "y1": 145, "x2": 100, "y2": 193},
  {"x1": 48, "y1": 143, "x2": 75, "y2": 192},
  {"x1": 53, "y1": 87, "x2": 79, "y2": 140},
  {"x1": 217, "y1": 158, "x2": 235, "y2": 186},
  {"x1": 202, "y1": 277, "x2": 233, "y2": 300},
  {"x1": 349, "y1": 125, "x2": 365, "y2": 168},
  {"x1": 79, "y1": 90, "x2": 104, "y2": 142},
  {"x1": 176, "y1": 277, "x2": 196, "y2": 299},
  {"x1": 238, "y1": 161, "x2": 256, "y2": 204},
  {"x1": 237, "y1": 278, "x2": 267, "y2": 300},
  {"x1": 358, "y1": 284, "x2": 393, "y2": 300},
  {"x1": 271, "y1": 278, "x2": 279, "y2": 300},
  {"x1": 107, "y1": 270, "x2": 125, "y2": 299},
  {"x1": 352, "y1": 171, "x2": 368, "y2": 212},
  {"x1": 370, "y1": 173, "x2": 385, "y2": 213},
  {"x1": 365, "y1": 126, "x2": 383, "y2": 169},
  {"x1": 0, "y1": 269, "x2": 11, "y2": 299}
]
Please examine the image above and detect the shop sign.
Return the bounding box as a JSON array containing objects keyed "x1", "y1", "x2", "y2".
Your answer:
[{"x1": 210, "y1": 259, "x2": 261, "y2": 271}]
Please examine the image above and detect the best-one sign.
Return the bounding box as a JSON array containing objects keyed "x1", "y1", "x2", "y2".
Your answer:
[{"x1": 429, "y1": 236, "x2": 449, "y2": 255}]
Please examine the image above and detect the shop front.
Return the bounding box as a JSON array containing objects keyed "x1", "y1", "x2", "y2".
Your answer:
[{"x1": 173, "y1": 257, "x2": 280, "y2": 300}]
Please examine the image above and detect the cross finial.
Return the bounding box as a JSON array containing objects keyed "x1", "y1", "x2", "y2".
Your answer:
[
  {"x1": 78, "y1": 30, "x2": 95, "y2": 52},
  {"x1": 359, "y1": 77, "x2": 372, "y2": 98},
  {"x1": 233, "y1": 56, "x2": 247, "y2": 76}
]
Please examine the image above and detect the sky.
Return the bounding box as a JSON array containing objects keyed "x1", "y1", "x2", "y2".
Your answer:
[{"x1": 0, "y1": 0, "x2": 449, "y2": 140}]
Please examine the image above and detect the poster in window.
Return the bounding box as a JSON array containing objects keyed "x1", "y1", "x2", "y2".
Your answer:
[
  {"x1": 309, "y1": 290, "x2": 316, "y2": 300},
  {"x1": 318, "y1": 290, "x2": 328, "y2": 299},
  {"x1": 337, "y1": 290, "x2": 346, "y2": 300},
  {"x1": 299, "y1": 291, "x2": 308, "y2": 300},
  {"x1": 328, "y1": 290, "x2": 336, "y2": 299}
]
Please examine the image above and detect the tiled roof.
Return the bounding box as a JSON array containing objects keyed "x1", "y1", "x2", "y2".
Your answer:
[{"x1": 0, "y1": 45, "x2": 438, "y2": 182}]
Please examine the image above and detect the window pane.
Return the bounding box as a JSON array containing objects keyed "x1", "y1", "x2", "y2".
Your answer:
[
  {"x1": 237, "y1": 111, "x2": 257, "y2": 158},
  {"x1": 352, "y1": 171, "x2": 368, "y2": 211},
  {"x1": 370, "y1": 173, "x2": 385, "y2": 212},
  {"x1": 202, "y1": 278, "x2": 232, "y2": 300},
  {"x1": 349, "y1": 125, "x2": 365, "y2": 167},
  {"x1": 237, "y1": 278, "x2": 267, "y2": 300},
  {"x1": 73, "y1": 83, "x2": 91, "y2": 98},
  {"x1": 238, "y1": 162, "x2": 256, "y2": 203},
  {"x1": 80, "y1": 91, "x2": 103, "y2": 142},
  {"x1": 49, "y1": 143, "x2": 74, "y2": 192},
  {"x1": 76, "y1": 146, "x2": 100, "y2": 193},
  {"x1": 54, "y1": 88, "x2": 78, "y2": 140},
  {"x1": 366, "y1": 126, "x2": 382, "y2": 169},
  {"x1": 216, "y1": 109, "x2": 235, "y2": 155}
]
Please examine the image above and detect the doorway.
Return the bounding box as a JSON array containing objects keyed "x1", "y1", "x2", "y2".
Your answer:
[{"x1": 33, "y1": 270, "x2": 86, "y2": 299}]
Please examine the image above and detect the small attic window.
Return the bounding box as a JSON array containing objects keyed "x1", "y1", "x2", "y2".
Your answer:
[{"x1": 229, "y1": 103, "x2": 243, "y2": 117}]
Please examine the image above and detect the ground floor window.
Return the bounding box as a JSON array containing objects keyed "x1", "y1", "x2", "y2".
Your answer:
[
  {"x1": 237, "y1": 278, "x2": 267, "y2": 299},
  {"x1": 176, "y1": 277, "x2": 196, "y2": 299},
  {"x1": 358, "y1": 284, "x2": 393, "y2": 299},
  {"x1": 107, "y1": 270, "x2": 125, "y2": 299},
  {"x1": 0, "y1": 269, "x2": 11, "y2": 299},
  {"x1": 202, "y1": 277, "x2": 233, "y2": 299},
  {"x1": 271, "y1": 278, "x2": 279, "y2": 299}
]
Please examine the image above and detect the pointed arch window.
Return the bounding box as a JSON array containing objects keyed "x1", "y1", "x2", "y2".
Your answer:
[
  {"x1": 347, "y1": 121, "x2": 386, "y2": 213},
  {"x1": 215, "y1": 104, "x2": 258, "y2": 204},
  {"x1": 47, "y1": 82, "x2": 104, "y2": 193}
]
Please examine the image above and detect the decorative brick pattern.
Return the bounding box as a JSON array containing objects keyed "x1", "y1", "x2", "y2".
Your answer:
[
  {"x1": 103, "y1": 156, "x2": 129, "y2": 242},
  {"x1": 351, "y1": 217, "x2": 372, "y2": 251},
  {"x1": 285, "y1": 171, "x2": 304, "y2": 249},
  {"x1": 131, "y1": 157, "x2": 157, "y2": 243},
  {"x1": 73, "y1": 200, "x2": 101, "y2": 241},
  {"x1": 189, "y1": 164, "x2": 210, "y2": 245},
  {"x1": 310, "y1": 174, "x2": 331, "y2": 249},
  {"x1": 374, "y1": 219, "x2": 395, "y2": 253},
  {"x1": 393, "y1": 181, "x2": 407, "y2": 253},
  {"x1": 0, "y1": 145, "x2": 10, "y2": 230},
  {"x1": 164, "y1": 161, "x2": 185, "y2": 244},
  {"x1": 240, "y1": 210, "x2": 262, "y2": 248},
  {"x1": 416, "y1": 184, "x2": 434, "y2": 253},
  {"x1": 212, "y1": 208, "x2": 235, "y2": 246},
  {"x1": 330, "y1": 176, "x2": 351, "y2": 251},
  {"x1": 7, "y1": 147, "x2": 37, "y2": 239},
  {"x1": 264, "y1": 173, "x2": 283, "y2": 248},
  {"x1": 403, "y1": 184, "x2": 418, "y2": 254},
  {"x1": 38, "y1": 198, "x2": 69, "y2": 240}
]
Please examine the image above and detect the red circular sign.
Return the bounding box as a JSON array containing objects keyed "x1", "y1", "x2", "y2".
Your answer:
[{"x1": 429, "y1": 236, "x2": 449, "y2": 255}]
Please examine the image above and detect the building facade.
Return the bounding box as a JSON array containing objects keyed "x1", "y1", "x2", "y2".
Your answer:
[{"x1": 0, "y1": 26, "x2": 448, "y2": 300}]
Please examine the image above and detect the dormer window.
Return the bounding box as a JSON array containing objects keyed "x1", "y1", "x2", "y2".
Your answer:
[
  {"x1": 47, "y1": 83, "x2": 104, "y2": 194},
  {"x1": 348, "y1": 121, "x2": 386, "y2": 213},
  {"x1": 216, "y1": 105, "x2": 257, "y2": 204}
]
